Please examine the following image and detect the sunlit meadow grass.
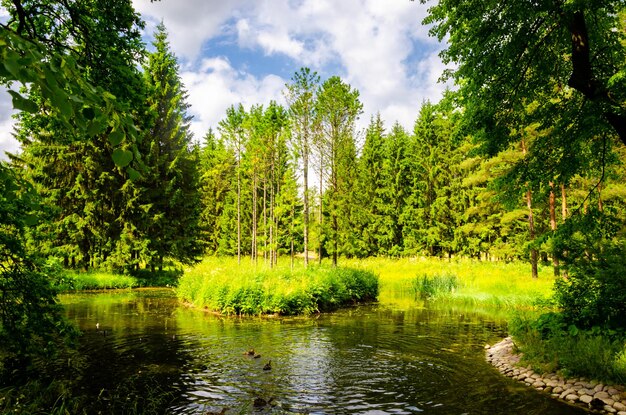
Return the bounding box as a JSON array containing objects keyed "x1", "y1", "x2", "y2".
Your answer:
[
  {"x1": 59, "y1": 271, "x2": 138, "y2": 291},
  {"x1": 342, "y1": 257, "x2": 558, "y2": 310}
]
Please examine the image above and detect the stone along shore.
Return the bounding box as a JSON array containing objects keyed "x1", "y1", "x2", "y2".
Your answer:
[{"x1": 486, "y1": 337, "x2": 626, "y2": 414}]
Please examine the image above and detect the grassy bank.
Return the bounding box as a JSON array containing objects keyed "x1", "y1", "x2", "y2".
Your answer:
[
  {"x1": 177, "y1": 257, "x2": 379, "y2": 315},
  {"x1": 343, "y1": 257, "x2": 557, "y2": 310},
  {"x1": 55, "y1": 269, "x2": 181, "y2": 291}
]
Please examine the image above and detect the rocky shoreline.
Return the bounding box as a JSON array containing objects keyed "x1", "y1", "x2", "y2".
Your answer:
[{"x1": 486, "y1": 337, "x2": 626, "y2": 414}]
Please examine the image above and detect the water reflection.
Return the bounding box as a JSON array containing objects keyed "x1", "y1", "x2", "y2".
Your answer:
[{"x1": 61, "y1": 290, "x2": 587, "y2": 414}]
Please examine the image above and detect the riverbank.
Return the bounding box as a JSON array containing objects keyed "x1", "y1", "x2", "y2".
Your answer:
[
  {"x1": 56, "y1": 269, "x2": 181, "y2": 291},
  {"x1": 487, "y1": 337, "x2": 626, "y2": 414}
]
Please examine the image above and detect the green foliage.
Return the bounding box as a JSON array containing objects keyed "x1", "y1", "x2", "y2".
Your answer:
[
  {"x1": 0, "y1": 2, "x2": 143, "y2": 167},
  {"x1": 510, "y1": 312, "x2": 626, "y2": 384},
  {"x1": 552, "y1": 209, "x2": 626, "y2": 328},
  {"x1": 177, "y1": 258, "x2": 378, "y2": 315},
  {"x1": 0, "y1": 164, "x2": 76, "y2": 383}
]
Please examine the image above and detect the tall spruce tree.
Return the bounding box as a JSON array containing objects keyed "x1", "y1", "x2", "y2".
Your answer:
[{"x1": 141, "y1": 22, "x2": 202, "y2": 270}]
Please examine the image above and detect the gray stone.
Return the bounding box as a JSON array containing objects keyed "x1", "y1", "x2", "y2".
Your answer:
[
  {"x1": 614, "y1": 402, "x2": 626, "y2": 412},
  {"x1": 594, "y1": 384, "x2": 605, "y2": 393},
  {"x1": 595, "y1": 391, "x2": 610, "y2": 400},
  {"x1": 565, "y1": 394, "x2": 579, "y2": 402},
  {"x1": 606, "y1": 405, "x2": 618, "y2": 413},
  {"x1": 560, "y1": 389, "x2": 576, "y2": 399},
  {"x1": 553, "y1": 386, "x2": 563, "y2": 394},
  {"x1": 533, "y1": 381, "x2": 546, "y2": 388},
  {"x1": 579, "y1": 395, "x2": 593, "y2": 404}
]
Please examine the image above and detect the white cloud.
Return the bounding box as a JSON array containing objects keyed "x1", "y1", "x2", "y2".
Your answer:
[
  {"x1": 182, "y1": 57, "x2": 286, "y2": 140},
  {"x1": 0, "y1": 89, "x2": 19, "y2": 160},
  {"x1": 135, "y1": 0, "x2": 451, "y2": 137},
  {"x1": 132, "y1": 0, "x2": 246, "y2": 60}
]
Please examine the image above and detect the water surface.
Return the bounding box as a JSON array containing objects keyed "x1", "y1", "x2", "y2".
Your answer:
[{"x1": 61, "y1": 289, "x2": 588, "y2": 414}]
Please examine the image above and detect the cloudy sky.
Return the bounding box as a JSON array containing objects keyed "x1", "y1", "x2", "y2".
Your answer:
[{"x1": 0, "y1": 0, "x2": 450, "y2": 158}]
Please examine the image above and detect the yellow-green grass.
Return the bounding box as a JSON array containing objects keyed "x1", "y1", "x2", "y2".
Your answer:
[
  {"x1": 342, "y1": 257, "x2": 558, "y2": 310},
  {"x1": 177, "y1": 257, "x2": 378, "y2": 315},
  {"x1": 59, "y1": 271, "x2": 138, "y2": 291}
]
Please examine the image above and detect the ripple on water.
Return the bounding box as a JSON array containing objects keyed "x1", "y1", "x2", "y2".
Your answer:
[{"x1": 61, "y1": 290, "x2": 589, "y2": 415}]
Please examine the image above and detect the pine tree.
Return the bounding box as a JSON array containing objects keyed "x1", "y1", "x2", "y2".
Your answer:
[
  {"x1": 285, "y1": 67, "x2": 320, "y2": 267},
  {"x1": 315, "y1": 76, "x2": 363, "y2": 265}
]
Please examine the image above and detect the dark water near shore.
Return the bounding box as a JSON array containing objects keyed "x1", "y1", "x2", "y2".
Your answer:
[{"x1": 61, "y1": 289, "x2": 588, "y2": 414}]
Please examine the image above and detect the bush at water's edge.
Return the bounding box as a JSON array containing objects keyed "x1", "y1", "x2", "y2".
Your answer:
[{"x1": 177, "y1": 259, "x2": 379, "y2": 315}]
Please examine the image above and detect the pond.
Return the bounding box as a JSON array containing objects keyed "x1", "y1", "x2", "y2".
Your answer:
[{"x1": 60, "y1": 289, "x2": 588, "y2": 414}]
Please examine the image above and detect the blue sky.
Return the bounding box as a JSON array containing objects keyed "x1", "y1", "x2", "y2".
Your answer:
[{"x1": 0, "y1": 0, "x2": 450, "y2": 157}]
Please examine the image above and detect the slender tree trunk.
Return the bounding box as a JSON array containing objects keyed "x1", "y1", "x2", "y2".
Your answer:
[
  {"x1": 290, "y1": 200, "x2": 295, "y2": 271},
  {"x1": 598, "y1": 182, "x2": 603, "y2": 212},
  {"x1": 521, "y1": 139, "x2": 538, "y2": 279},
  {"x1": 527, "y1": 188, "x2": 538, "y2": 279},
  {"x1": 237, "y1": 152, "x2": 241, "y2": 265},
  {"x1": 561, "y1": 183, "x2": 569, "y2": 279},
  {"x1": 252, "y1": 170, "x2": 257, "y2": 263},
  {"x1": 549, "y1": 181, "x2": 559, "y2": 276},
  {"x1": 561, "y1": 183, "x2": 568, "y2": 219},
  {"x1": 318, "y1": 157, "x2": 324, "y2": 265},
  {"x1": 303, "y1": 140, "x2": 309, "y2": 267},
  {"x1": 263, "y1": 181, "x2": 268, "y2": 265},
  {"x1": 269, "y1": 162, "x2": 276, "y2": 268}
]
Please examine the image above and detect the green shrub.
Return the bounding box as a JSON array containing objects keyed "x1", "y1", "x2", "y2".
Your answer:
[
  {"x1": 510, "y1": 311, "x2": 626, "y2": 383},
  {"x1": 552, "y1": 209, "x2": 626, "y2": 329}
]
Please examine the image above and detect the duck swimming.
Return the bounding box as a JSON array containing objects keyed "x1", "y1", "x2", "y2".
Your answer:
[{"x1": 263, "y1": 360, "x2": 272, "y2": 371}]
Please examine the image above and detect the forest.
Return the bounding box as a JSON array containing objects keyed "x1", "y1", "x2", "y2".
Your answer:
[{"x1": 2, "y1": 0, "x2": 626, "y2": 413}]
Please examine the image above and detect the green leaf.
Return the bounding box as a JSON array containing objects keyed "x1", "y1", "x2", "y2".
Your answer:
[
  {"x1": 112, "y1": 148, "x2": 133, "y2": 167},
  {"x1": 23, "y1": 214, "x2": 38, "y2": 226},
  {"x1": 126, "y1": 166, "x2": 141, "y2": 181},
  {"x1": 82, "y1": 106, "x2": 96, "y2": 120},
  {"x1": 108, "y1": 129, "x2": 125, "y2": 146},
  {"x1": 7, "y1": 90, "x2": 38, "y2": 113},
  {"x1": 3, "y1": 55, "x2": 20, "y2": 78},
  {"x1": 87, "y1": 120, "x2": 102, "y2": 136}
]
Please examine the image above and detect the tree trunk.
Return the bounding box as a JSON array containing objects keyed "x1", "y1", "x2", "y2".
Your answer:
[
  {"x1": 252, "y1": 170, "x2": 257, "y2": 263},
  {"x1": 318, "y1": 155, "x2": 324, "y2": 265},
  {"x1": 527, "y1": 188, "x2": 538, "y2": 279},
  {"x1": 561, "y1": 183, "x2": 569, "y2": 279},
  {"x1": 567, "y1": 10, "x2": 626, "y2": 146},
  {"x1": 549, "y1": 181, "x2": 559, "y2": 276},
  {"x1": 522, "y1": 139, "x2": 538, "y2": 279},
  {"x1": 237, "y1": 153, "x2": 241, "y2": 265},
  {"x1": 303, "y1": 142, "x2": 309, "y2": 267}
]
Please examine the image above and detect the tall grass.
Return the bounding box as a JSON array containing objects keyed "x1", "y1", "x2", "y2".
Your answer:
[
  {"x1": 177, "y1": 257, "x2": 379, "y2": 315},
  {"x1": 343, "y1": 257, "x2": 557, "y2": 310}
]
